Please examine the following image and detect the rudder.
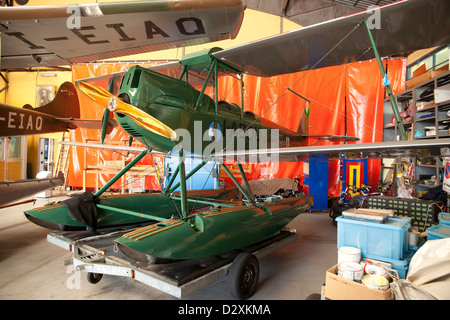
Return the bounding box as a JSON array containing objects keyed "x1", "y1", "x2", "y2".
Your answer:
[{"x1": 34, "y1": 82, "x2": 80, "y2": 119}]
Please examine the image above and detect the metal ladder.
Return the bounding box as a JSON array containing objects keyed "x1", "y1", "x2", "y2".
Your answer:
[{"x1": 54, "y1": 132, "x2": 70, "y2": 192}]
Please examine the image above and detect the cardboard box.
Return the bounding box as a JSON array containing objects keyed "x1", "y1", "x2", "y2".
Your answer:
[
  {"x1": 405, "y1": 67, "x2": 448, "y2": 89},
  {"x1": 325, "y1": 265, "x2": 392, "y2": 300}
]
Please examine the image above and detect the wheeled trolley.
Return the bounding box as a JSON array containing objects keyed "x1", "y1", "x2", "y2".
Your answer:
[{"x1": 47, "y1": 227, "x2": 297, "y2": 299}]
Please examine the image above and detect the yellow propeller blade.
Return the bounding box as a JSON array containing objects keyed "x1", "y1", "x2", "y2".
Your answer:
[{"x1": 75, "y1": 81, "x2": 176, "y2": 140}]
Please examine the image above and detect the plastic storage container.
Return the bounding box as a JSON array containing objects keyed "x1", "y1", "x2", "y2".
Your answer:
[
  {"x1": 426, "y1": 224, "x2": 450, "y2": 240},
  {"x1": 438, "y1": 212, "x2": 450, "y2": 226},
  {"x1": 336, "y1": 216, "x2": 410, "y2": 261}
]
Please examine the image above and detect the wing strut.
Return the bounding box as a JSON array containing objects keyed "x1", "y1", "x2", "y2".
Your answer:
[
  {"x1": 220, "y1": 161, "x2": 272, "y2": 215},
  {"x1": 362, "y1": 20, "x2": 407, "y2": 141},
  {"x1": 164, "y1": 154, "x2": 238, "y2": 212},
  {"x1": 94, "y1": 148, "x2": 149, "y2": 197},
  {"x1": 166, "y1": 158, "x2": 208, "y2": 194},
  {"x1": 177, "y1": 149, "x2": 189, "y2": 218}
]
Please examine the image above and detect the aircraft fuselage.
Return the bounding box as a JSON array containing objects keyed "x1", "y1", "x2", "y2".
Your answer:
[
  {"x1": 0, "y1": 103, "x2": 67, "y2": 137},
  {"x1": 115, "y1": 65, "x2": 306, "y2": 155}
]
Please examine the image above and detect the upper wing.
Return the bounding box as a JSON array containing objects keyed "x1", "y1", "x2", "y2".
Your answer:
[
  {"x1": 0, "y1": 0, "x2": 245, "y2": 69},
  {"x1": 213, "y1": 138, "x2": 450, "y2": 163},
  {"x1": 212, "y1": 0, "x2": 450, "y2": 77}
]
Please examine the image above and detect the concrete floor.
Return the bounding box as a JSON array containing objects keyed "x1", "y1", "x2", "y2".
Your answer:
[{"x1": 0, "y1": 195, "x2": 338, "y2": 300}]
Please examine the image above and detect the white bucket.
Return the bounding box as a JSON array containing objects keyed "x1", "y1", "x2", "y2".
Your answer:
[
  {"x1": 338, "y1": 246, "x2": 361, "y2": 264},
  {"x1": 362, "y1": 275, "x2": 390, "y2": 290},
  {"x1": 408, "y1": 227, "x2": 419, "y2": 246},
  {"x1": 338, "y1": 261, "x2": 364, "y2": 282}
]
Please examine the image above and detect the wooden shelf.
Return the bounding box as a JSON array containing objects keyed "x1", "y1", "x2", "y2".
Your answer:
[{"x1": 383, "y1": 70, "x2": 450, "y2": 197}]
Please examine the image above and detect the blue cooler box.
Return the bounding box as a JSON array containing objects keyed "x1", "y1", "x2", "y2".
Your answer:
[
  {"x1": 336, "y1": 216, "x2": 411, "y2": 261},
  {"x1": 438, "y1": 212, "x2": 450, "y2": 226}
]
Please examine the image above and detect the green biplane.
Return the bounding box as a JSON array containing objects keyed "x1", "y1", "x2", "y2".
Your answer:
[
  {"x1": 25, "y1": 46, "x2": 316, "y2": 260},
  {"x1": 24, "y1": 0, "x2": 450, "y2": 298}
]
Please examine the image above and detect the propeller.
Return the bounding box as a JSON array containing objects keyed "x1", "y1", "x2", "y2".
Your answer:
[
  {"x1": 99, "y1": 78, "x2": 115, "y2": 144},
  {"x1": 75, "y1": 81, "x2": 176, "y2": 140}
]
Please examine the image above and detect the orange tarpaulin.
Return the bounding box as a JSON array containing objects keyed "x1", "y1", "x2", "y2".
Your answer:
[
  {"x1": 69, "y1": 58, "x2": 405, "y2": 195},
  {"x1": 69, "y1": 62, "x2": 164, "y2": 191}
]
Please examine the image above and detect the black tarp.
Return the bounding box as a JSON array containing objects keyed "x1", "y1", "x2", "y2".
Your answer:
[{"x1": 62, "y1": 191, "x2": 98, "y2": 232}]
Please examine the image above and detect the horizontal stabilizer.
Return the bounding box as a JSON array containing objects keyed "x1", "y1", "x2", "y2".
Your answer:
[{"x1": 55, "y1": 117, "x2": 118, "y2": 131}]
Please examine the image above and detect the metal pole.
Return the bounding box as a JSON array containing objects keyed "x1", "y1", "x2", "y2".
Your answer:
[
  {"x1": 240, "y1": 74, "x2": 244, "y2": 121},
  {"x1": 363, "y1": 21, "x2": 407, "y2": 141},
  {"x1": 214, "y1": 58, "x2": 218, "y2": 115},
  {"x1": 170, "y1": 196, "x2": 235, "y2": 208},
  {"x1": 168, "y1": 159, "x2": 207, "y2": 194},
  {"x1": 178, "y1": 149, "x2": 188, "y2": 218},
  {"x1": 94, "y1": 148, "x2": 148, "y2": 197},
  {"x1": 237, "y1": 162, "x2": 255, "y2": 205},
  {"x1": 195, "y1": 59, "x2": 216, "y2": 109},
  {"x1": 164, "y1": 165, "x2": 179, "y2": 194},
  {"x1": 219, "y1": 162, "x2": 254, "y2": 205},
  {"x1": 96, "y1": 204, "x2": 167, "y2": 222}
]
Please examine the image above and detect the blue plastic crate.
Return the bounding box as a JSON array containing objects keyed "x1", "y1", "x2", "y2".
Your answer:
[
  {"x1": 438, "y1": 212, "x2": 450, "y2": 226},
  {"x1": 426, "y1": 224, "x2": 450, "y2": 240},
  {"x1": 336, "y1": 216, "x2": 411, "y2": 261}
]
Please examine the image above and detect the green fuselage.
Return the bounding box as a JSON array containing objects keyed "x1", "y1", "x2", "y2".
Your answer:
[{"x1": 116, "y1": 65, "x2": 306, "y2": 155}]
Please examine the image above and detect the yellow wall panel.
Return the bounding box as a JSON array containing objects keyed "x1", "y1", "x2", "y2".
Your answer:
[{"x1": 6, "y1": 161, "x2": 22, "y2": 180}]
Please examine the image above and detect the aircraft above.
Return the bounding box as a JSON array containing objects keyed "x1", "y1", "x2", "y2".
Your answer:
[{"x1": 0, "y1": 0, "x2": 245, "y2": 70}]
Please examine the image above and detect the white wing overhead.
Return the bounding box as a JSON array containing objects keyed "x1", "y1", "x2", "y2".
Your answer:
[
  {"x1": 0, "y1": 0, "x2": 245, "y2": 69},
  {"x1": 213, "y1": 138, "x2": 450, "y2": 163}
]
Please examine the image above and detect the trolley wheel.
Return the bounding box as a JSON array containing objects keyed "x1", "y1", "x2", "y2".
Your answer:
[
  {"x1": 229, "y1": 252, "x2": 259, "y2": 300},
  {"x1": 87, "y1": 272, "x2": 103, "y2": 284}
]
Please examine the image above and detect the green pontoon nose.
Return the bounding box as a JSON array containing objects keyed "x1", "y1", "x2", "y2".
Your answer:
[{"x1": 115, "y1": 195, "x2": 313, "y2": 262}]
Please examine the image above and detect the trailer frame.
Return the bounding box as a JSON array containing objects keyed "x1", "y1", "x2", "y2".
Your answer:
[{"x1": 47, "y1": 227, "x2": 297, "y2": 299}]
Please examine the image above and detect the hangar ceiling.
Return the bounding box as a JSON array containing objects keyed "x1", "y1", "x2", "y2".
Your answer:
[{"x1": 243, "y1": 0, "x2": 398, "y2": 26}]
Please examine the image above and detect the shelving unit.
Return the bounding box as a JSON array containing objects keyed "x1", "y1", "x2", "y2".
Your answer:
[{"x1": 383, "y1": 70, "x2": 450, "y2": 197}]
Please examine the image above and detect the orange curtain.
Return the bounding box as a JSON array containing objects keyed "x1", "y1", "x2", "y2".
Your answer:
[
  {"x1": 69, "y1": 63, "x2": 163, "y2": 191},
  {"x1": 69, "y1": 58, "x2": 405, "y2": 195}
]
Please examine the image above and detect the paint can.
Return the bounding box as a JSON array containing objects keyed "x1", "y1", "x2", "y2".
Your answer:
[
  {"x1": 361, "y1": 261, "x2": 391, "y2": 280},
  {"x1": 338, "y1": 261, "x2": 364, "y2": 282},
  {"x1": 338, "y1": 246, "x2": 361, "y2": 264},
  {"x1": 362, "y1": 275, "x2": 390, "y2": 290},
  {"x1": 408, "y1": 227, "x2": 419, "y2": 246}
]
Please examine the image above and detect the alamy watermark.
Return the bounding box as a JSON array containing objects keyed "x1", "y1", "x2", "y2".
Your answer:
[
  {"x1": 67, "y1": 5, "x2": 81, "y2": 30},
  {"x1": 366, "y1": 5, "x2": 381, "y2": 30},
  {"x1": 170, "y1": 121, "x2": 280, "y2": 166}
]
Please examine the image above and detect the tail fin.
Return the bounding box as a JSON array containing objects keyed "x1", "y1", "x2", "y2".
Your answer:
[
  {"x1": 296, "y1": 102, "x2": 310, "y2": 135},
  {"x1": 35, "y1": 82, "x2": 80, "y2": 119}
]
